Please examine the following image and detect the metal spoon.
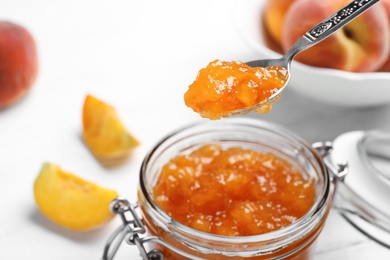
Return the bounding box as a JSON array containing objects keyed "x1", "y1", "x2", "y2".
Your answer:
[{"x1": 242, "y1": 0, "x2": 380, "y2": 114}]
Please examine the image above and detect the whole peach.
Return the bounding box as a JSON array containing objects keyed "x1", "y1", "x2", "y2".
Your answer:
[
  {"x1": 0, "y1": 21, "x2": 38, "y2": 108},
  {"x1": 379, "y1": 0, "x2": 390, "y2": 72},
  {"x1": 282, "y1": 0, "x2": 390, "y2": 72}
]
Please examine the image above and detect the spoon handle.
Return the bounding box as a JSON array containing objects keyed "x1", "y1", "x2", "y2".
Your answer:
[{"x1": 284, "y1": 0, "x2": 380, "y2": 62}]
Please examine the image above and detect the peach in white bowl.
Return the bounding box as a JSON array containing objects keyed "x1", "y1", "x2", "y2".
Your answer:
[{"x1": 233, "y1": 0, "x2": 390, "y2": 107}]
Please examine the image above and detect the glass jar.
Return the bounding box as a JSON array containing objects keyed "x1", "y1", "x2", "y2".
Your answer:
[{"x1": 102, "y1": 118, "x2": 348, "y2": 260}]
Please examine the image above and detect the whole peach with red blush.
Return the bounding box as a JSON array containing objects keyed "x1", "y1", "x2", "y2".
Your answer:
[
  {"x1": 0, "y1": 21, "x2": 38, "y2": 108},
  {"x1": 281, "y1": 0, "x2": 390, "y2": 72}
]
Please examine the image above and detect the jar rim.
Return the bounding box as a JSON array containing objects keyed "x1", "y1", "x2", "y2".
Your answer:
[{"x1": 139, "y1": 118, "x2": 332, "y2": 245}]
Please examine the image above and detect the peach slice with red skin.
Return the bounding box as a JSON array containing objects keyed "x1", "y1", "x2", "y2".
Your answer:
[
  {"x1": 263, "y1": 0, "x2": 297, "y2": 49},
  {"x1": 379, "y1": 0, "x2": 390, "y2": 72},
  {"x1": 33, "y1": 163, "x2": 118, "y2": 231},
  {"x1": 82, "y1": 95, "x2": 140, "y2": 167}
]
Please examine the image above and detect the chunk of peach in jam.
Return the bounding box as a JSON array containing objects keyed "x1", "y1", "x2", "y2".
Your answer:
[
  {"x1": 184, "y1": 60, "x2": 288, "y2": 120},
  {"x1": 153, "y1": 144, "x2": 315, "y2": 236}
]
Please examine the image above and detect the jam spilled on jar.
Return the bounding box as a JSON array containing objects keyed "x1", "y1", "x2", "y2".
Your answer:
[
  {"x1": 153, "y1": 144, "x2": 315, "y2": 236},
  {"x1": 184, "y1": 60, "x2": 288, "y2": 120}
]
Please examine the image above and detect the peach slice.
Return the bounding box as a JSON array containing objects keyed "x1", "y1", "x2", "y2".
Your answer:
[
  {"x1": 82, "y1": 95, "x2": 140, "y2": 167},
  {"x1": 379, "y1": 0, "x2": 390, "y2": 72},
  {"x1": 33, "y1": 163, "x2": 118, "y2": 231},
  {"x1": 263, "y1": 0, "x2": 297, "y2": 49}
]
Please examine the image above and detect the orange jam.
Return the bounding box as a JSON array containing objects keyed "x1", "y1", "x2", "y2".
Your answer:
[
  {"x1": 184, "y1": 60, "x2": 288, "y2": 120},
  {"x1": 153, "y1": 144, "x2": 316, "y2": 236}
]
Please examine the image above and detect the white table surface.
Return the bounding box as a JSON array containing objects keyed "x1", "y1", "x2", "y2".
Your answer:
[{"x1": 1, "y1": 0, "x2": 389, "y2": 259}]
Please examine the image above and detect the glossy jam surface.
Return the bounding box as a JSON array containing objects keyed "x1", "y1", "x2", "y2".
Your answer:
[
  {"x1": 153, "y1": 144, "x2": 316, "y2": 236},
  {"x1": 184, "y1": 60, "x2": 288, "y2": 120}
]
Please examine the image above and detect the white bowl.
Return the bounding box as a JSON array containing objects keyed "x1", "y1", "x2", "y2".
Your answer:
[{"x1": 233, "y1": 0, "x2": 390, "y2": 107}]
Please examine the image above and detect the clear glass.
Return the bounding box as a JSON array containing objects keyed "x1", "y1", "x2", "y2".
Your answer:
[{"x1": 138, "y1": 118, "x2": 334, "y2": 259}]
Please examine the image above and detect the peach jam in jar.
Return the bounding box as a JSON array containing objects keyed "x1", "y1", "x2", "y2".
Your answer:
[
  {"x1": 103, "y1": 118, "x2": 341, "y2": 260},
  {"x1": 152, "y1": 143, "x2": 316, "y2": 237}
]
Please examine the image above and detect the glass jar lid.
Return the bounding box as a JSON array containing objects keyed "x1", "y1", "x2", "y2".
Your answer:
[{"x1": 331, "y1": 130, "x2": 390, "y2": 248}]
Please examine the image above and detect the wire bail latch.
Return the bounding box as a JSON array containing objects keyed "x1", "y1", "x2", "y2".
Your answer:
[{"x1": 102, "y1": 197, "x2": 163, "y2": 260}]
